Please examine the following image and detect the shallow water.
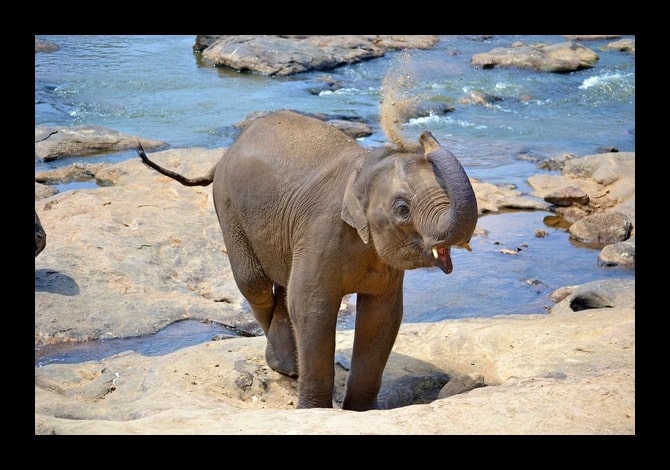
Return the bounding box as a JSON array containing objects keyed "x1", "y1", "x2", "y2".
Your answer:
[
  {"x1": 35, "y1": 35, "x2": 635, "y2": 363},
  {"x1": 35, "y1": 320, "x2": 239, "y2": 368}
]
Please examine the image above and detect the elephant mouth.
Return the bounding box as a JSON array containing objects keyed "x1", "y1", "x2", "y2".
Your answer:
[
  {"x1": 430, "y1": 241, "x2": 472, "y2": 275},
  {"x1": 431, "y1": 245, "x2": 453, "y2": 274}
]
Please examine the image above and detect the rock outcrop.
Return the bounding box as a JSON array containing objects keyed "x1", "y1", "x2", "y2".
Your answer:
[
  {"x1": 35, "y1": 278, "x2": 635, "y2": 434},
  {"x1": 193, "y1": 35, "x2": 439, "y2": 76},
  {"x1": 471, "y1": 41, "x2": 600, "y2": 72}
]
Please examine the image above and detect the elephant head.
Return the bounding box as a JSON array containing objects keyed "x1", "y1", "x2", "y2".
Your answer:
[{"x1": 341, "y1": 131, "x2": 478, "y2": 274}]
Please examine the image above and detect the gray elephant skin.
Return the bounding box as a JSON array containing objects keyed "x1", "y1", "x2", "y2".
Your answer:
[{"x1": 137, "y1": 110, "x2": 478, "y2": 410}]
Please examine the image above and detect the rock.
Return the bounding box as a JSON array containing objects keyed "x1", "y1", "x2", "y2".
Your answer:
[
  {"x1": 34, "y1": 285, "x2": 635, "y2": 434},
  {"x1": 35, "y1": 37, "x2": 59, "y2": 53},
  {"x1": 548, "y1": 278, "x2": 634, "y2": 314},
  {"x1": 569, "y1": 212, "x2": 632, "y2": 247},
  {"x1": 195, "y1": 35, "x2": 439, "y2": 76},
  {"x1": 471, "y1": 41, "x2": 599, "y2": 72},
  {"x1": 35, "y1": 210, "x2": 46, "y2": 257},
  {"x1": 324, "y1": 120, "x2": 372, "y2": 139},
  {"x1": 562, "y1": 35, "x2": 622, "y2": 40},
  {"x1": 603, "y1": 38, "x2": 635, "y2": 54},
  {"x1": 528, "y1": 151, "x2": 635, "y2": 265},
  {"x1": 35, "y1": 148, "x2": 255, "y2": 344},
  {"x1": 598, "y1": 238, "x2": 635, "y2": 268},
  {"x1": 471, "y1": 179, "x2": 549, "y2": 213},
  {"x1": 458, "y1": 89, "x2": 506, "y2": 106},
  {"x1": 544, "y1": 186, "x2": 590, "y2": 207},
  {"x1": 560, "y1": 36, "x2": 635, "y2": 56},
  {"x1": 393, "y1": 101, "x2": 454, "y2": 122},
  {"x1": 438, "y1": 373, "x2": 486, "y2": 398},
  {"x1": 35, "y1": 125, "x2": 167, "y2": 161},
  {"x1": 35, "y1": 182, "x2": 58, "y2": 200},
  {"x1": 35, "y1": 162, "x2": 124, "y2": 188},
  {"x1": 233, "y1": 110, "x2": 371, "y2": 140}
]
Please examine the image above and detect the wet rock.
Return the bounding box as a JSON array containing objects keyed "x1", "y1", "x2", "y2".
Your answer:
[
  {"x1": 305, "y1": 77, "x2": 346, "y2": 95},
  {"x1": 195, "y1": 35, "x2": 438, "y2": 76},
  {"x1": 471, "y1": 41, "x2": 599, "y2": 72},
  {"x1": 471, "y1": 179, "x2": 549, "y2": 214},
  {"x1": 555, "y1": 206, "x2": 590, "y2": 224},
  {"x1": 394, "y1": 101, "x2": 454, "y2": 122},
  {"x1": 233, "y1": 110, "x2": 371, "y2": 140},
  {"x1": 458, "y1": 89, "x2": 507, "y2": 106},
  {"x1": 528, "y1": 151, "x2": 634, "y2": 262},
  {"x1": 562, "y1": 35, "x2": 622, "y2": 40},
  {"x1": 325, "y1": 120, "x2": 372, "y2": 139},
  {"x1": 602, "y1": 38, "x2": 635, "y2": 54},
  {"x1": 536, "y1": 153, "x2": 577, "y2": 171},
  {"x1": 35, "y1": 37, "x2": 59, "y2": 53}
]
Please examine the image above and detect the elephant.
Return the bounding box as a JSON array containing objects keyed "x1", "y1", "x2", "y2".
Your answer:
[{"x1": 136, "y1": 110, "x2": 478, "y2": 411}]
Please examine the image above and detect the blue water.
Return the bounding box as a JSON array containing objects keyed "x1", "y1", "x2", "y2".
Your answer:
[{"x1": 35, "y1": 35, "x2": 635, "y2": 346}]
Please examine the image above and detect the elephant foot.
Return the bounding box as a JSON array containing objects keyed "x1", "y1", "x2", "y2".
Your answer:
[
  {"x1": 265, "y1": 343, "x2": 298, "y2": 377},
  {"x1": 263, "y1": 304, "x2": 298, "y2": 377}
]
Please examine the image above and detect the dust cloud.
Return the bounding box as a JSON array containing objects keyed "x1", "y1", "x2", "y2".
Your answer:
[{"x1": 380, "y1": 51, "x2": 427, "y2": 152}]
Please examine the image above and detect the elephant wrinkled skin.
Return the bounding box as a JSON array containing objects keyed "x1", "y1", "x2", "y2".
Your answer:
[{"x1": 137, "y1": 110, "x2": 478, "y2": 410}]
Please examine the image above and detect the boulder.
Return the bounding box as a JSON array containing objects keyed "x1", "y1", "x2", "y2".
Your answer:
[
  {"x1": 471, "y1": 41, "x2": 599, "y2": 72},
  {"x1": 196, "y1": 35, "x2": 439, "y2": 76},
  {"x1": 35, "y1": 210, "x2": 46, "y2": 257}
]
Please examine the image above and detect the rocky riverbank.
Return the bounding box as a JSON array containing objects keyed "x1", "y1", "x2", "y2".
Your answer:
[{"x1": 35, "y1": 137, "x2": 635, "y2": 434}]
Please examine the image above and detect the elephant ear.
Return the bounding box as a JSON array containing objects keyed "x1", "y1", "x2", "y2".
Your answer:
[{"x1": 341, "y1": 169, "x2": 370, "y2": 244}]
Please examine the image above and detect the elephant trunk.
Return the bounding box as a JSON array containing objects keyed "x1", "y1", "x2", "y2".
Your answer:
[{"x1": 420, "y1": 132, "x2": 478, "y2": 273}]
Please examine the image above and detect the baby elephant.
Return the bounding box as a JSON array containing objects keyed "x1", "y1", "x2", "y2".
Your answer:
[{"x1": 137, "y1": 110, "x2": 478, "y2": 410}]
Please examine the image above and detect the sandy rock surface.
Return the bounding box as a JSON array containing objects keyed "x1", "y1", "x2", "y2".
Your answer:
[{"x1": 35, "y1": 292, "x2": 634, "y2": 434}]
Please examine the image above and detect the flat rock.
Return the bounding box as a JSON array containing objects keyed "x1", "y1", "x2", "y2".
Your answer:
[
  {"x1": 196, "y1": 35, "x2": 439, "y2": 76},
  {"x1": 35, "y1": 125, "x2": 167, "y2": 161},
  {"x1": 35, "y1": 293, "x2": 635, "y2": 434},
  {"x1": 471, "y1": 41, "x2": 599, "y2": 72}
]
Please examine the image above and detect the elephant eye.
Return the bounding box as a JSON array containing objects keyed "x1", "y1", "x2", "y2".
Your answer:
[{"x1": 392, "y1": 198, "x2": 411, "y2": 221}]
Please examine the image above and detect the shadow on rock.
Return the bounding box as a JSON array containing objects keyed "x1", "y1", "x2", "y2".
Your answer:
[
  {"x1": 35, "y1": 269, "x2": 79, "y2": 296},
  {"x1": 335, "y1": 349, "x2": 479, "y2": 410}
]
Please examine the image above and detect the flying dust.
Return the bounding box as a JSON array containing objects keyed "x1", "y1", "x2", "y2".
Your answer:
[{"x1": 380, "y1": 51, "x2": 431, "y2": 152}]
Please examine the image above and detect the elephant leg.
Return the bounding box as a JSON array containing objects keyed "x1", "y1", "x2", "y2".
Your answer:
[
  {"x1": 264, "y1": 283, "x2": 298, "y2": 377},
  {"x1": 287, "y1": 272, "x2": 342, "y2": 408},
  {"x1": 222, "y1": 232, "x2": 298, "y2": 377},
  {"x1": 343, "y1": 275, "x2": 404, "y2": 411}
]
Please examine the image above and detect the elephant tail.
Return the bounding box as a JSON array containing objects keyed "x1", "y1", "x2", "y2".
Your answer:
[{"x1": 136, "y1": 142, "x2": 215, "y2": 187}]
